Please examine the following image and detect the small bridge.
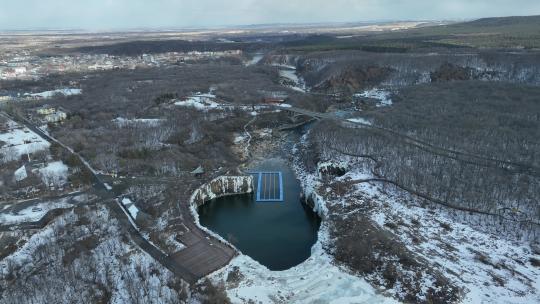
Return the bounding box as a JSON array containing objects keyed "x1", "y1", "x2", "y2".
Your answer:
[{"x1": 250, "y1": 172, "x2": 284, "y2": 202}]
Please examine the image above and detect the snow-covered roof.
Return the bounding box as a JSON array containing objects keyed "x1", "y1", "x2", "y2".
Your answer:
[
  {"x1": 191, "y1": 165, "x2": 204, "y2": 174},
  {"x1": 14, "y1": 165, "x2": 27, "y2": 182}
]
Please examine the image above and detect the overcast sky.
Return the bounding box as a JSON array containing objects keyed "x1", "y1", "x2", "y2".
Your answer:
[{"x1": 1, "y1": 0, "x2": 539, "y2": 30}]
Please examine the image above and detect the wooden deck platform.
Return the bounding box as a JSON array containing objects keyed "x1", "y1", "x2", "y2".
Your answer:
[{"x1": 171, "y1": 198, "x2": 237, "y2": 280}]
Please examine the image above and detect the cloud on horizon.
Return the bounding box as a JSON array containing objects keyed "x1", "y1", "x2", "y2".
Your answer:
[{"x1": 1, "y1": 0, "x2": 540, "y2": 30}]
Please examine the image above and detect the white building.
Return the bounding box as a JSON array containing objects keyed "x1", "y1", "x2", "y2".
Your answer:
[{"x1": 44, "y1": 110, "x2": 67, "y2": 123}]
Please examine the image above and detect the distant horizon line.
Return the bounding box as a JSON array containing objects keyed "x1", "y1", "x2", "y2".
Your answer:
[
  {"x1": 2, "y1": 13, "x2": 539, "y2": 34},
  {"x1": 0, "y1": 18, "x2": 468, "y2": 34},
  {"x1": 4, "y1": 14, "x2": 540, "y2": 34}
]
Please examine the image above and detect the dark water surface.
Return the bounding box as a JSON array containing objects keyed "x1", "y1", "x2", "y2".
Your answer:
[{"x1": 197, "y1": 158, "x2": 321, "y2": 270}]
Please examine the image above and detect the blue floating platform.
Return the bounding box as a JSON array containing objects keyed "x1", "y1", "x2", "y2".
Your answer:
[{"x1": 249, "y1": 171, "x2": 283, "y2": 202}]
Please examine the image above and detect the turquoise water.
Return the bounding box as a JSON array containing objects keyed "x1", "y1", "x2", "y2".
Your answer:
[{"x1": 197, "y1": 159, "x2": 321, "y2": 270}]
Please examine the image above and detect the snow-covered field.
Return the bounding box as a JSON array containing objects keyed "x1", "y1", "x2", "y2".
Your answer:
[
  {"x1": 347, "y1": 117, "x2": 373, "y2": 125},
  {"x1": 0, "y1": 120, "x2": 50, "y2": 162},
  {"x1": 25, "y1": 88, "x2": 82, "y2": 99},
  {"x1": 166, "y1": 235, "x2": 186, "y2": 252},
  {"x1": 113, "y1": 117, "x2": 164, "y2": 127},
  {"x1": 210, "y1": 241, "x2": 397, "y2": 304},
  {"x1": 0, "y1": 205, "x2": 188, "y2": 303},
  {"x1": 355, "y1": 88, "x2": 393, "y2": 107},
  {"x1": 359, "y1": 176, "x2": 540, "y2": 303},
  {"x1": 175, "y1": 93, "x2": 220, "y2": 110},
  {"x1": 316, "y1": 156, "x2": 540, "y2": 303},
  {"x1": 0, "y1": 196, "x2": 74, "y2": 225},
  {"x1": 282, "y1": 131, "x2": 540, "y2": 303},
  {"x1": 38, "y1": 161, "x2": 68, "y2": 187}
]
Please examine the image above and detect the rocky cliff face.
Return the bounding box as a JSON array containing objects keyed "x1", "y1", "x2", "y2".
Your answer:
[
  {"x1": 317, "y1": 161, "x2": 348, "y2": 179},
  {"x1": 316, "y1": 65, "x2": 392, "y2": 92},
  {"x1": 191, "y1": 175, "x2": 254, "y2": 207},
  {"x1": 264, "y1": 51, "x2": 540, "y2": 92},
  {"x1": 430, "y1": 62, "x2": 473, "y2": 82}
]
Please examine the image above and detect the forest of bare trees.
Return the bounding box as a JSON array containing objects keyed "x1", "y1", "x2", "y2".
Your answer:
[
  {"x1": 0, "y1": 205, "x2": 189, "y2": 304},
  {"x1": 5, "y1": 63, "x2": 292, "y2": 178},
  {"x1": 309, "y1": 81, "x2": 540, "y2": 241}
]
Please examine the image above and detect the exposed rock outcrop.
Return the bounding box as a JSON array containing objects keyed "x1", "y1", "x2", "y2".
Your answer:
[
  {"x1": 317, "y1": 161, "x2": 348, "y2": 178},
  {"x1": 316, "y1": 65, "x2": 392, "y2": 93},
  {"x1": 430, "y1": 62, "x2": 472, "y2": 82},
  {"x1": 191, "y1": 175, "x2": 254, "y2": 207}
]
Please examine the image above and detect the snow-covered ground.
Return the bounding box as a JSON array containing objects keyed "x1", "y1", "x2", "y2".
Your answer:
[
  {"x1": 319, "y1": 157, "x2": 540, "y2": 303},
  {"x1": 166, "y1": 235, "x2": 186, "y2": 252},
  {"x1": 173, "y1": 90, "x2": 280, "y2": 114},
  {"x1": 360, "y1": 177, "x2": 540, "y2": 304},
  {"x1": 233, "y1": 133, "x2": 248, "y2": 144},
  {"x1": 113, "y1": 117, "x2": 164, "y2": 127},
  {"x1": 25, "y1": 88, "x2": 82, "y2": 99},
  {"x1": 0, "y1": 196, "x2": 73, "y2": 225},
  {"x1": 279, "y1": 68, "x2": 307, "y2": 92},
  {"x1": 175, "y1": 93, "x2": 220, "y2": 110},
  {"x1": 38, "y1": 161, "x2": 68, "y2": 187},
  {"x1": 0, "y1": 205, "x2": 188, "y2": 303},
  {"x1": 347, "y1": 117, "x2": 373, "y2": 125},
  {"x1": 245, "y1": 54, "x2": 264, "y2": 66},
  {"x1": 286, "y1": 130, "x2": 540, "y2": 303},
  {"x1": 210, "y1": 241, "x2": 397, "y2": 304},
  {"x1": 0, "y1": 119, "x2": 50, "y2": 162},
  {"x1": 355, "y1": 88, "x2": 393, "y2": 107}
]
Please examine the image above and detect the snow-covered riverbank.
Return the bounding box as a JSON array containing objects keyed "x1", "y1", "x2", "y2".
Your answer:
[
  {"x1": 209, "y1": 240, "x2": 397, "y2": 304},
  {"x1": 291, "y1": 128, "x2": 540, "y2": 303},
  {"x1": 205, "y1": 133, "x2": 397, "y2": 303}
]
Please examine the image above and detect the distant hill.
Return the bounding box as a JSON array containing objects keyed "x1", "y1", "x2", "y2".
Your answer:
[
  {"x1": 359, "y1": 15, "x2": 540, "y2": 50},
  {"x1": 283, "y1": 15, "x2": 540, "y2": 52},
  {"x1": 461, "y1": 15, "x2": 540, "y2": 28},
  {"x1": 396, "y1": 15, "x2": 540, "y2": 48}
]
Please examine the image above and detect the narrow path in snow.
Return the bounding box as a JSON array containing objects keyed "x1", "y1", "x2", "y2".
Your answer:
[{"x1": 243, "y1": 115, "x2": 257, "y2": 159}]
